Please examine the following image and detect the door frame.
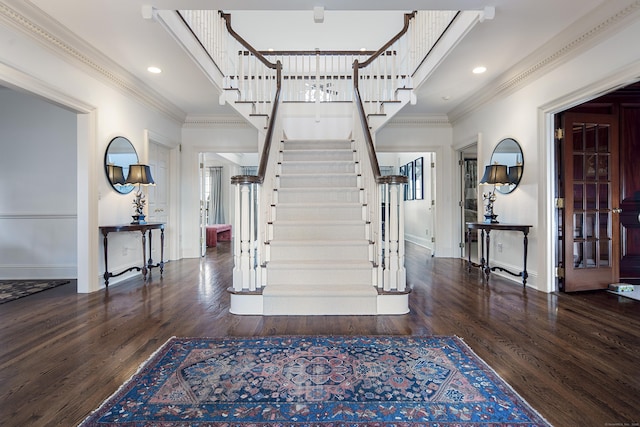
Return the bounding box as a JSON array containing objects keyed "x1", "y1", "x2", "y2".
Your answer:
[
  {"x1": 144, "y1": 129, "x2": 181, "y2": 261},
  {"x1": 539, "y1": 66, "x2": 640, "y2": 293}
]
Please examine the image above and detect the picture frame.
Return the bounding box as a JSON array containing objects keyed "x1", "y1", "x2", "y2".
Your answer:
[
  {"x1": 406, "y1": 161, "x2": 414, "y2": 200},
  {"x1": 414, "y1": 157, "x2": 423, "y2": 200}
]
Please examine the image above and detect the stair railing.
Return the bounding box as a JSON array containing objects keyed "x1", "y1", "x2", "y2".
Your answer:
[
  {"x1": 207, "y1": 11, "x2": 282, "y2": 292},
  {"x1": 350, "y1": 12, "x2": 418, "y2": 293},
  {"x1": 179, "y1": 10, "x2": 457, "y2": 115},
  {"x1": 230, "y1": 70, "x2": 282, "y2": 292},
  {"x1": 179, "y1": 10, "x2": 280, "y2": 115}
]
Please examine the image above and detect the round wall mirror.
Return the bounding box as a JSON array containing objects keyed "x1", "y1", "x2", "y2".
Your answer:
[
  {"x1": 104, "y1": 136, "x2": 138, "y2": 194},
  {"x1": 491, "y1": 138, "x2": 524, "y2": 194}
]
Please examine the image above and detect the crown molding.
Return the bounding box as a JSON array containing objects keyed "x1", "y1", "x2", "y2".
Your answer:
[
  {"x1": 386, "y1": 115, "x2": 451, "y2": 127},
  {"x1": 448, "y1": 0, "x2": 640, "y2": 124},
  {"x1": 0, "y1": 1, "x2": 186, "y2": 124},
  {"x1": 183, "y1": 115, "x2": 251, "y2": 128}
]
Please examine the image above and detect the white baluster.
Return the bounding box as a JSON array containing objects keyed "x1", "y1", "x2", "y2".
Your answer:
[
  {"x1": 232, "y1": 183, "x2": 242, "y2": 291},
  {"x1": 240, "y1": 183, "x2": 252, "y2": 289},
  {"x1": 397, "y1": 182, "x2": 406, "y2": 292},
  {"x1": 315, "y1": 52, "x2": 320, "y2": 120},
  {"x1": 377, "y1": 184, "x2": 385, "y2": 288},
  {"x1": 239, "y1": 51, "x2": 245, "y2": 100},
  {"x1": 387, "y1": 184, "x2": 400, "y2": 291},
  {"x1": 249, "y1": 183, "x2": 256, "y2": 290}
]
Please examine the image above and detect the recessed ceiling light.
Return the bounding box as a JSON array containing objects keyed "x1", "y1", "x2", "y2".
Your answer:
[
  {"x1": 472, "y1": 66, "x2": 487, "y2": 74},
  {"x1": 442, "y1": 95, "x2": 451, "y2": 101},
  {"x1": 147, "y1": 66, "x2": 162, "y2": 74}
]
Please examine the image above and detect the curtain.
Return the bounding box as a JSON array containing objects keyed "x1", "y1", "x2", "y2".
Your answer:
[{"x1": 208, "y1": 167, "x2": 225, "y2": 225}]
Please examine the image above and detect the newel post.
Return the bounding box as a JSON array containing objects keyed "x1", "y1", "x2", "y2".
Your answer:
[
  {"x1": 231, "y1": 175, "x2": 262, "y2": 291},
  {"x1": 378, "y1": 175, "x2": 408, "y2": 292}
]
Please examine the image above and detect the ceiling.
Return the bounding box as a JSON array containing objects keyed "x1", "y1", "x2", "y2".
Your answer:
[{"x1": 23, "y1": 0, "x2": 611, "y2": 121}]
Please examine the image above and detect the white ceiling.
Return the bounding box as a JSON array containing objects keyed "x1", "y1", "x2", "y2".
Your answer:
[{"x1": 24, "y1": 0, "x2": 610, "y2": 119}]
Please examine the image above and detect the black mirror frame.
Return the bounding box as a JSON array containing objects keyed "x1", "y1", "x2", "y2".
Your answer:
[
  {"x1": 104, "y1": 136, "x2": 138, "y2": 194},
  {"x1": 491, "y1": 138, "x2": 524, "y2": 195}
]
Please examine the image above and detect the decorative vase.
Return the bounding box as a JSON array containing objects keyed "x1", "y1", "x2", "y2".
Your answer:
[{"x1": 131, "y1": 214, "x2": 146, "y2": 224}]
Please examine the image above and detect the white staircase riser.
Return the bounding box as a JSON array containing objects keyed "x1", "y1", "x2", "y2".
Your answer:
[
  {"x1": 276, "y1": 188, "x2": 362, "y2": 204},
  {"x1": 263, "y1": 294, "x2": 377, "y2": 315},
  {"x1": 279, "y1": 161, "x2": 356, "y2": 174},
  {"x1": 270, "y1": 222, "x2": 367, "y2": 240},
  {"x1": 269, "y1": 242, "x2": 370, "y2": 261},
  {"x1": 275, "y1": 205, "x2": 363, "y2": 221},
  {"x1": 266, "y1": 265, "x2": 373, "y2": 285},
  {"x1": 281, "y1": 150, "x2": 354, "y2": 162},
  {"x1": 278, "y1": 174, "x2": 358, "y2": 188},
  {"x1": 284, "y1": 141, "x2": 353, "y2": 150}
]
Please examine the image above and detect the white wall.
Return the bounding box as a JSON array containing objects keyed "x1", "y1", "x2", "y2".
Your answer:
[
  {"x1": 0, "y1": 20, "x2": 182, "y2": 292},
  {"x1": 452, "y1": 14, "x2": 640, "y2": 292},
  {"x1": 0, "y1": 88, "x2": 77, "y2": 279}
]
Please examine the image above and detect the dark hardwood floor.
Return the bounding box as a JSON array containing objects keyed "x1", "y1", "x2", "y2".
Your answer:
[{"x1": 0, "y1": 242, "x2": 639, "y2": 426}]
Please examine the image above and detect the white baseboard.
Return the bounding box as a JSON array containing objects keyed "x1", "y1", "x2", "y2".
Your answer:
[
  {"x1": 404, "y1": 234, "x2": 434, "y2": 255},
  {"x1": 0, "y1": 265, "x2": 76, "y2": 280}
]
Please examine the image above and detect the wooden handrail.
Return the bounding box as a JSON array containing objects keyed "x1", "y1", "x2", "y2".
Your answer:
[
  {"x1": 352, "y1": 64, "x2": 381, "y2": 179},
  {"x1": 260, "y1": 50, "x2": 380, "y2": 56},
  {"x1": 257, "y1": 62, "x2": 282, "y2": 180},
  {"x1": 351, "y1": 13, "x2": 415, "y2": 181},
  {"x1": 220, "y1": 12, "x2": 278, "y2": 70},
  {"x1": 220, "y1": 11, "x2": 282, "y2": 182},
  {"x1": 358, "y1": 12, "x2": 416, "y2": 69}
]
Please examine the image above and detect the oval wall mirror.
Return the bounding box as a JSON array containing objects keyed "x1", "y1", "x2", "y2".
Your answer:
[
  {"x1": 491, "y1": 138, "x2": 524, "y2": 194},
  {"x1": 104, "y1": 136, "x2": 138, "y2": 194}
]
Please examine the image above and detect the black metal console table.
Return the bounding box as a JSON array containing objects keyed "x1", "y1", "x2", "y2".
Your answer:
[
  {"x1": 466, "y1": 222, "x2": 532, "y2": 287},
  {"x1": 99, "y1": 222, "x2": 165, "y2": 287}
]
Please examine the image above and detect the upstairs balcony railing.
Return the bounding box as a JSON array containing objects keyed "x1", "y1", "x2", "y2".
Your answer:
[{"x1": 178, "y1": 10, "x2": 458, "y2": 115}]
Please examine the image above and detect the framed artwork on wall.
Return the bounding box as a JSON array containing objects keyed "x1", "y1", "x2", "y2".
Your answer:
[
  {"x1": 406, "y1": 161, "x2": 414, "y2": 200},
  {"x1": 414, "y1": 157, "x2": 423, "y2": 200}
]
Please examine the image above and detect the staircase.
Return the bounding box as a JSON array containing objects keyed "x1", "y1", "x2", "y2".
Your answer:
[{"x1": 263, "y1": 139, "x2": 378, "y2": 315}]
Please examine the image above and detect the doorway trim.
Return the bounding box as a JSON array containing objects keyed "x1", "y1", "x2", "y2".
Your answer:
[
  {"x1": 538, "y1": 62, "x2": 640, "y2": 293},
  {"x1": 0, "y1": 62, "x2": 99, "y2": 293},
  {"x1": 454, "y1": 132, "x2": 482, "y2": 260},
  {"x1": 145, "y1": 129, "x2": 181, "y2": 262}
]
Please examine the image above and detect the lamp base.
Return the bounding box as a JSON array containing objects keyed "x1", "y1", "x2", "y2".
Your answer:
[
  {"x1": 484, "y1": 214, "x2": 499, "y2": 224},
  {"x1": 131, "y1": 214, "x2": 146, "y2": 225}
]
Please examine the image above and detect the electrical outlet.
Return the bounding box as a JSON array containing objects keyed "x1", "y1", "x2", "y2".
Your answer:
[
  {"x1": 497, "y1": 243, "x2": 503, "y2": 253},
  {"x1": 425, "y1": 228, "x2": 429, "y2": 236}
]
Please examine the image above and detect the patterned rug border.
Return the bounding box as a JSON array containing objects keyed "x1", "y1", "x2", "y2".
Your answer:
[
  {"x1": 81, "y1": 335, "x2": 553, "y2": 427},
  {"x1": 0, "y1": 279, "x2": 71, "y2": 304}
]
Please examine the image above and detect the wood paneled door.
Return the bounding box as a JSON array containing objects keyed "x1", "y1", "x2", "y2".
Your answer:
[
  {"x1": 619, "y1": 106, "x2": 640, "y2": 283},
  {"x1": 561, "y1": 113, "x2": 619, "y2": 291},
  {"x1": 557, "y1": 83, "x2": 640, "y2": 291}
]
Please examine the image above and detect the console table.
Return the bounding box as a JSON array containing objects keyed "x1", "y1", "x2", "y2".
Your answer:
[
  {"x1": 466, "y1": 222, "x2": 532, "y2": 287},
  {"x1": 99, "y1": 223, "x2": 165, "y2": 287}
]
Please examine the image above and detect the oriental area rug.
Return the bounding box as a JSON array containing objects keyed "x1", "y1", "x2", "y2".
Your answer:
[
  {"x1": 80, "y1": 335, "x2": 552, "y2": 426},
  {"x1": 0, "y1": 279, "x2": 70, "y2": 304}
]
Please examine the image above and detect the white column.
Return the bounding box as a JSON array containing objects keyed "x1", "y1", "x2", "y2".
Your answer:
[
  {"x1": 232, "y1": 183, "x2": 242, "y2": 291},
  {"x1": 397, "y1": 183, "x2": 407, "y2": 292},
  {"x1": 387, "y1": 184, "x2": 399, "y2": 291}
]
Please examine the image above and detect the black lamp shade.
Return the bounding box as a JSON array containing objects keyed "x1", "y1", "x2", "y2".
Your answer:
[
  {"x1": 125, "y1": 164, "x2": 155, "y2": 185},
  {"x1": 508, "y1": 165, "x2": 523, "y2": 184},
  {"x1": 480, "y1": 164, "x2": 509, "y2": 185},
  {"x1": 107, "y1": 164, "x2": 126, "y2": 186}
]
